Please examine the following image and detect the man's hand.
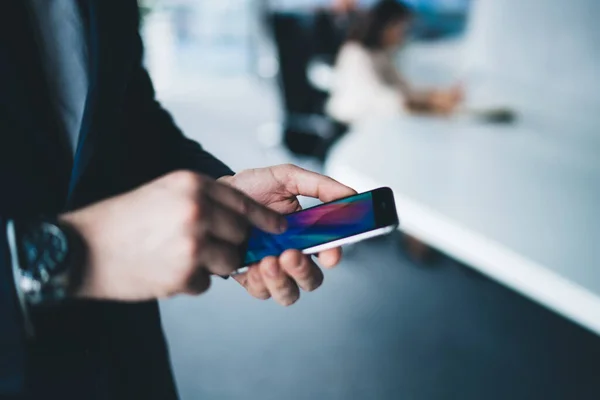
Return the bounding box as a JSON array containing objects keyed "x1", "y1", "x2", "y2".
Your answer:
[
  {"x1": 61, "y1": 171, "x2": 285, "y2": 301},
  {"x1": 218, "y1": 164, "x2": 356, "y2": 306}
]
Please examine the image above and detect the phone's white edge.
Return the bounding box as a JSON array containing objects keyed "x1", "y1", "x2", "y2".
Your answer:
[
  {"x1": 232, "y1": 225, "x2": 397, "y2": 276},
  {"x1": 302, "y1": 225, "x2": 397, "y2": 255}
]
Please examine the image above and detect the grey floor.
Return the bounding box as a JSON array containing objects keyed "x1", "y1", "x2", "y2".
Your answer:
[
  {"x1": 156, "y1": 78, "x2": 600, "y2": 400},
  {"x1": 161, "y1": 235, "x2": 600, "y2": 400}
]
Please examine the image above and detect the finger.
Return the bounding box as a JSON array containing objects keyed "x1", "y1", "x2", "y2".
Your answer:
[
  {"x1": 232, "y1": 271, "x2": 248, "y2": 288},
  {"x1": 244, "y1": 266, "x2": 271, "y2": 300},
  {"x1": 280, "y1": 250, "x2": 324, "y2": 292},
  {"x1": 273, "y1": 164, "x2": 357, "y2": 203},
  {"x1": 198, "y1": 236, "x2": 243, "y2": 276},
  {"x1": 317, "y1": 247, "x2": 343, "y2": 269},
  {"x1": 184, "y1": 268, "x2": 212, "y2": 296},
  {"x1": 231, "y1": 267, "x2": 271, "y2": 300},
  {"x1": 205, "y1": 198, "x2": 250, "y2": 245},
  {"x1": 207, "y1": 180, "x2": 285, "y2": 234},
  {"x1": 259, "y1": 256, "x2": 300, "y2": 306}
]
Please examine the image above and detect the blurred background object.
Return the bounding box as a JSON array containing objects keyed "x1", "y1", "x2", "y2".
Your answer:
[
  {"x1": 325, "y1": 0, "x2": 466, "y2": 128},
  {"x1": 140, "y1": 1, "x2": 600, "y2": 399}
]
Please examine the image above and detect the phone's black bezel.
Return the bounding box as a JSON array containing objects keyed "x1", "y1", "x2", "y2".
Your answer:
[
  {"x1": 372, "y1": 187, "x2": 399, "y2": 229},
  {"x1": 275, "y1": 186, "x2": 398, "y2": 227}
]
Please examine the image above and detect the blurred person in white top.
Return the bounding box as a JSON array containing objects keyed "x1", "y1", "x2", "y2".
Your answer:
[{"x1": 326, "y1": 0, "x2": 463, "y2": 124}]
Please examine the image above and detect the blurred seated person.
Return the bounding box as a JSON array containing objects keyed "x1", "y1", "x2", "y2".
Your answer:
[{"x1": 326, "y1": 0, "x2": 463, "y2": 124}]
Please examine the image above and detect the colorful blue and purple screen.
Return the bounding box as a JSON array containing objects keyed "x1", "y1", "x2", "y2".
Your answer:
[{"x1": 244, "y1": 192, "x2": 375, "y2": 265}]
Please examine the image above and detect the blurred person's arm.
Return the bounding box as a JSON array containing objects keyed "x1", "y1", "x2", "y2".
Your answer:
[
  {"x1": 380, "y1": 53, "x2": 463, "y2": 115},
  {"x1": 394, "y1": 70, "x2": 463, "y2": 114},
  {"x1": 403, "y1": 85, "x2": 464, "y2": 115}
]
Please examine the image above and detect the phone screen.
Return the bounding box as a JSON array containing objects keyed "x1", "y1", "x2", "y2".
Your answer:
[{"x1": 244, "y1": 192, "x2": 376, "y2": 265}]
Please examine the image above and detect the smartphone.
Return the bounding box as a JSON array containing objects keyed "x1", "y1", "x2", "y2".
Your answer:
[{"x1": 237, "y1": 187, "x2": 399, "y2": 272}]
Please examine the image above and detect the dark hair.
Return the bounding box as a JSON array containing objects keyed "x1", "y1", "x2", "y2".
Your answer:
[{"x1": 348, "y1": 0, "x2": 412, "y2": 50}]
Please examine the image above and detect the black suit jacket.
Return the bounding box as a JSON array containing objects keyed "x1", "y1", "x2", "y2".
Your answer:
[{"x1": 0, "y1": 1, "x2": 233, "y2": 398}]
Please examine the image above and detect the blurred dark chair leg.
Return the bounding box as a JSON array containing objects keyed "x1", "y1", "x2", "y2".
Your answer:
[{"x1": 265, "y1": 11, "x2": 350, "y2": 162}]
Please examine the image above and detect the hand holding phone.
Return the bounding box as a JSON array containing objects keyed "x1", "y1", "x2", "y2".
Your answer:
[{"x1": 237, "y1": 187, "x2": 399, "y2": 273}]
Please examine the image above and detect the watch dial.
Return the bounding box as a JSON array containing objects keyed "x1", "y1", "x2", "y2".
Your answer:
[{"x1": 23, "y1": 222, "x2": 69, "y2": 281}]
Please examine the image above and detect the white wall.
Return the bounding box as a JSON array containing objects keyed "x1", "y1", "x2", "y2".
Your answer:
[{"x1": 465, "y1": 0, "x2": 600, "y2": 106}]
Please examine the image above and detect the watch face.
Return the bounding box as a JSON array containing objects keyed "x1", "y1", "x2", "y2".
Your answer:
[{"x1": 22, "y1": 222, "x2": 69, "y2": 283}]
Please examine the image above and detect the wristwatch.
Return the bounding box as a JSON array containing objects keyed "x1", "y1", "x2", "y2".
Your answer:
[{"x1": 14, "y1": 219, "x2": 80, "y2": 305}]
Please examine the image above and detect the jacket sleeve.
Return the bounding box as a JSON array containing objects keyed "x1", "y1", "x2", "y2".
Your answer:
[
  {"x1": 0, "y1": 217, "x2": 27, "y2": 395},
  {"x1": 120, "y1": 12, "x2": 234, "y2": 182}
]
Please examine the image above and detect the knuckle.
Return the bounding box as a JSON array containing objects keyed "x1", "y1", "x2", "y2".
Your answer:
[
  {"x1": 221, "y1": 212, "x2": 245, "y2": 239},
  {"x1": 260, "y1": 257, "x2": 279, "y2": 276},
  {"x1": 273, "y1": 278, "x2": 290, "y2": 293},
  {"x1": 233, "y1": 221, "x2": 250, "y2": 244},
  {"x1": 194, "y1": 235, "x2": 208, "y2": 252},
  {"x1": 196, "y1": 194, "x2": 211, "y2": 215},
  {"x1": 182, "y1": 201, "x2": 202, "y2": 223},
  {"x1": 284, "y1": 249, "x2": 303, "y2": 264},
  {"x1": 236, "y1": 214, "x2": 250, "y2": 231},
  {"x1": 238, "y1": 196, "x2": 251, "y2": 216},
  {"x1": 195, "y1": 178, "x2": 209, "y2": 196},
  {"x1": 248, "y1": 267, "x2": 263, "y2": 285},
  {"x1": 281, "y1": 163, "x2": 299, "y2": 177}
]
